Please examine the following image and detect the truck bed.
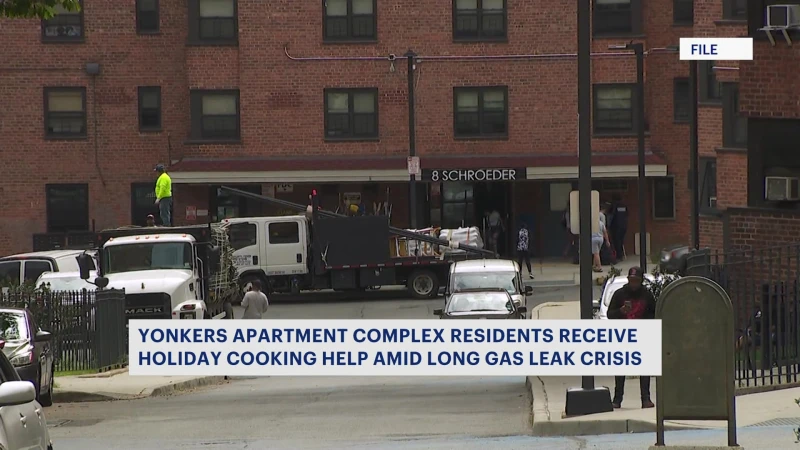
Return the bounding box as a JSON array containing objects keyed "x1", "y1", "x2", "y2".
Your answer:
[{"x1": 324, "y1": 252, "x2": 480, "y2": 270}]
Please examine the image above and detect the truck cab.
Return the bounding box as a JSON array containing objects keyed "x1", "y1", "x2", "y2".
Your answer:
[{"x1": 224, "y1": 215, "x2": 310, "y2": 295}]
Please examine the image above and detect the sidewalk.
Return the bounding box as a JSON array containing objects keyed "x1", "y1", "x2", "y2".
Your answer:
[
  {"x1": 522, "y1": 258, "x2": 641, "y2": 288},
  {"x1": 529, "y1": 300, "x2": 800, "y2": 436},
  {"x1": 53, "y1": 368, "x2": 230, "y2": 403}
]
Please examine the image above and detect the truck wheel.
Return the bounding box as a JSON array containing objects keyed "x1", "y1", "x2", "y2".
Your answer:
[{"x1": 408, "y1": 270, "x2": 439, "y2": 299}]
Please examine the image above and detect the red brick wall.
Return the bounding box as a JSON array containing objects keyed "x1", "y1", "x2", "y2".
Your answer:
[
  {"x1": 699, "y1": 216, "x2": 724, "y2": 252},
  {"x1": 726, "y1": 208, "x2": 800, "y2": 251},
  {"x1": 0, "y1": 0, "x2": 699, "y2": 255},
  {"x1": 740, "y1": 41, "x2": 800, "y2": 119}
]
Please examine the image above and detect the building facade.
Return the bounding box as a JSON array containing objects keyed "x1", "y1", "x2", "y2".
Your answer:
[{"x1": 1, "y1": 0, "x2": 705, "y2": 260}]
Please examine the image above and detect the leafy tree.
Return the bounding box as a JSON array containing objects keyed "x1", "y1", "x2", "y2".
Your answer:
[{"x1": 0, "y1": 0, "x2": 80, "y2": 19}]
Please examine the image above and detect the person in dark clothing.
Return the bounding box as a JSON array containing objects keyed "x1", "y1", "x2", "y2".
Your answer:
[
  {"x1": 516, "y1": 222, "x2": 534, "y2": 279},
  {"x1": 609, "y1": 194, "x2": 628, "y2": 261},
  {"x1": 606, "y1": 266, "x2": 656, "y2": 409}
]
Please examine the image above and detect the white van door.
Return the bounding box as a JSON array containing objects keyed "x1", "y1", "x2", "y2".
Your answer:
[
  {"x1": 228, "y1": 221, "x2": 261, "y2": 274},
  {"x1": 264, "y1": 219, "x2": 307, "y2": 276}
]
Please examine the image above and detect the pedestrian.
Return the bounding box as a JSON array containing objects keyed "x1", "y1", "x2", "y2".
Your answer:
[
  {"x1": 145, "y1": 214, "x2": 156, "y2": 227},
  {"x1": 606, "y1": 266, "x2": 656, "y2": 409},
  {"x1": 154, "y1": 164, "x2": 172, "y2": 226},
  {"x1": 592, "y1": 216, "x2": 610, "y2": 272},
  {"x1": 516, "y1": 222, "x2": 534, "y2": 280},
  {"x1": 609, "y1": 194, "x2": 628, "y2": 261},
  {"x1": 241, "y1": 279, "x2": 269, "y2": 319}
]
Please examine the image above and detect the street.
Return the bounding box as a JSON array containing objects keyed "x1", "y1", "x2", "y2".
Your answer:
[{"x1": 47, "y1": 286, "x2": 599, "y2": 449}]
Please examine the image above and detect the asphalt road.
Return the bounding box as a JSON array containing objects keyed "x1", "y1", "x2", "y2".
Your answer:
[{"x1": 48, "y1": 285, "x2": 612, "y2": 449}]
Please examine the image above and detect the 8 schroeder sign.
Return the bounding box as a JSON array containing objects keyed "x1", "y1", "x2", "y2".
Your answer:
[{"x1": 423, "y1": 168, "x2": 525, "y2": 182}]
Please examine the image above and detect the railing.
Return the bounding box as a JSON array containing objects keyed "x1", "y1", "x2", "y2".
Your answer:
[
  {"x1": 687, "y1": 245, "x2": 800, "y2": 392},
  {"x1": 0, "y1": 288, "x2": 127, "y2": 373}
]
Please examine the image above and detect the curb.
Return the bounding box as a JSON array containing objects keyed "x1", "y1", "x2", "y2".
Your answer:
[
  {"x1": 526, "y1": 376, "x2": 705, "y2": 437},
  {"x1": 52, "y1": 375, "x2": 228, "y2": 404}
]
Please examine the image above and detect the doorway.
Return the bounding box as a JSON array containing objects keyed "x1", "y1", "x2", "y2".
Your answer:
[
  {"x1": 437, "y1": 181, "x2": 513, "y2": 256},
  {"x1": 540, "y1": 181, "x2": 574, "y2": 257}
]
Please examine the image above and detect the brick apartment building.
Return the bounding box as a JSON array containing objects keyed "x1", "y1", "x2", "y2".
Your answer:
[{"x1": 1, "y1": 0, "x2": 724, "y2": 263}]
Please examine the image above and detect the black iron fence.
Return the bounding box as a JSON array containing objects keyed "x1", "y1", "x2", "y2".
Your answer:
[
  {"x1": 687, "y1": 244, "x2": 800, "y2": 392},
  {"x1": 0, "y1": 288, "x2": 127, "y2": 372}
]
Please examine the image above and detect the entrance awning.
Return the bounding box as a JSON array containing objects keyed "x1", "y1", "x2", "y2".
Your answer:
[{"x1": 168, "y1": 152, "x2": 668, "y2": 184}]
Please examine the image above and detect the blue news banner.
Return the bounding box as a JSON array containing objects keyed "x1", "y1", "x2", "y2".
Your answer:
[{"x1": 128, "y1": 320, "x2": 662, "y2": 377}]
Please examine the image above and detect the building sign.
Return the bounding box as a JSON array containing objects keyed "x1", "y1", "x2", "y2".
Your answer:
[
  {"x1": 276, "y1": 184, "x2": 293, "y2": 193},
  {"x1": 421, "y1": 168, "x2": 526, "y2": 182}
]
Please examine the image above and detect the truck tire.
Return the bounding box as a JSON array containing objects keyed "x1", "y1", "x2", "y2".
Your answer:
[{"x1": 408, "y1": 270, "x2": 439, "y2": 299}]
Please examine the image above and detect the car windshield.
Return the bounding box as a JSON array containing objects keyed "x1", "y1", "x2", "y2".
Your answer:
[
  {"x1": 104, "y1": 243, "x2": 193, "y2": 274},
  {"x1": 452, "y1": 271, "x2": 517, "y2": 294},
  {"x1": 0, "y1": 312, "x2": 28, "y2": 341},
  {"x1": 447, "y1": 292, "x2": 514, "y2": 313}
]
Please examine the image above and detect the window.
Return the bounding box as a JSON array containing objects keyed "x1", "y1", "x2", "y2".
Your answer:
[
  {"x1": 699, "y1": 61, "x2": 722, "y2": 103},
  {"x1": 323, "y1": 0, "x2": 376, "y2": 41},
  {"x1": 593, "y1": 84, "x2": 635, "y2": 133},
  {"x1": 0, "y1": 262, "x2": 21, "y2": 286},
  {"x1": 138, "y1": 87, "x2": 161, "y2": 131},
  {"x1": 673, "y1": 78, "x2": 690, "y2": 123},
  {"x1": 723, "y1": 0, "x2": 746, "y2": 20},
  {"x1": 41, "y1": 0, "x2": 83, "y2": 42},
  {"x1": 23, "y1": 261, "x2": 53, "y2": 284},
  {"x1": 268, "y1": 222, "x2": 299, "y2": 244},
  {"x1": 46, "y1": 184, "x2": 90, "y2": 233},
  {"x1": 228, "y1": 223, "x2": 257, "y2": 250},
  {"x1": 453, "y1": 0, "x2": 507, "y2": 41},
  {"x1": 44, "y1": 87, "x2": 87, "y2": 138},
  {"x1": 136, "y1": 0, "x2": 159, "y2": 33},
  {"x1": 324, "y1": 88, "x2": 379, "y2": 139},
  {"x1": 190, "y1": 90, "x2": 240, "y2": 140},
  {"x1": 593, "y1": 0, "x2": 641, "y2": 35},
  {"x1": 699, "y1": 157, "x2": 718, "y2": 212},
  {"x1": 673, "y1": 0, "x2": 693, "y2": 24},
  {"x1": 453, "y1": 87, "x2": 508, "y2": 138},
  {"x1": 189, "y1": 0, "x2": 237, "y2": 44},
  {"x1": 723, "y1": 83, "x2": 747, "y2": 148},
  {"x1": 652, "y1": 177, "x2": 676, "y2": 220},
  {"x1": 131, "y1": 183, "x2": 157, "y2": 225}
]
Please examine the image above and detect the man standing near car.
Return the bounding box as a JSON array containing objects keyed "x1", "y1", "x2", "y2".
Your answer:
[
  {"x1": 606, "y1": 266, "x2": 656, "y2": 409},
  {"x1": 154, "y1": 164, "x2": 172, "y2": 226}
]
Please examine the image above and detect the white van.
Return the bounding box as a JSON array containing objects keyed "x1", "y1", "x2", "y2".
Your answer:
[
  {"x1": 35, "y1": 271, "x2": 98, "y2": 292},
  {"x1": 446, "y1": 259, "x2": 532, "y2": 307},
  {"x1": 0, "y1": 250, "x2": 96, "y2": 287}
]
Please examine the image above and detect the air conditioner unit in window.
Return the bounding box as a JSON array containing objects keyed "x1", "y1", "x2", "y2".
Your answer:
[
  {"x1": 767, "y1": 5, "x2": 800, "y2": 28},
  {"x1": 709, "y1": 196, "x2": 717, "y2": 208},
  {"x1": 765, "y1": 176, "x2": 800, "y2": 201}
]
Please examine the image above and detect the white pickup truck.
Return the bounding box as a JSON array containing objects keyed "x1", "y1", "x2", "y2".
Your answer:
[{"x1": 77, "y1": 224, "x2": 237, "y2": 320}]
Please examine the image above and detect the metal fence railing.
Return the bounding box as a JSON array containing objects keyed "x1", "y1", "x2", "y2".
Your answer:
[
  {"x1": 687, "y1": 245, "x2": 800, "y2": 392},
  {"x1": 0, "y1": 288, "x2": 127, "y2": 372}
]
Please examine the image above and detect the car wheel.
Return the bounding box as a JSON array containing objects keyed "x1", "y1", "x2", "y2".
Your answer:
[{"x1": 39, "y1": 366, "x2": 53, "y2": 407}]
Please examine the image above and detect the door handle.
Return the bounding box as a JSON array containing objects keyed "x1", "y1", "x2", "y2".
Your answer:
[
  {"x1": 296, "y1": 253, "x2": 302, "y2": 263},
  {"x1": 253, "y1": 256, "x2": 258, "y2": 265}
]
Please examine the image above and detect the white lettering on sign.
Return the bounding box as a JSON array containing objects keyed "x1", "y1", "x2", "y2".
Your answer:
[
  {"x1": 679, "y1": 38, "x2": 753, "y2": 61},
  {"x1": 429, "y1": 169, "x2": 519, "y2": 182}
]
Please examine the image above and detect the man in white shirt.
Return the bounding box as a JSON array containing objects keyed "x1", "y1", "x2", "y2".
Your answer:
[{"x1": 241, "y1": 280, "x2": 269, "y2": 319}]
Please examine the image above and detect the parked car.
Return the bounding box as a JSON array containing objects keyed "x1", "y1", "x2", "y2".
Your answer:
[
  {"x1": 434, "y1": 288, "x2": 527, "y2": 319},
  {"x1": 0, "y1": 250, "x2": 97, "y2": 287},
  {"x1": 0, "y1": 308, "x2": 55, "y2": 407},
  {"x1": 594, "y1": 274, "x2": 658, "y2": 320},
  {"x1": 659, "y1": 244, "x2": 691, "y2": 274},
  {"x1": 0, "y1": 347, "x2": 53, "y2": 449},
  {"x1": 445, "y1": 259, "x2": 533, "y2": 307}
]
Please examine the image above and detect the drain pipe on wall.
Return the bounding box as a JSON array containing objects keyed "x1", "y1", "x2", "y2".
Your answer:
[{"x1": 86, "y1": 62, "x2": 107, "y2": 187}]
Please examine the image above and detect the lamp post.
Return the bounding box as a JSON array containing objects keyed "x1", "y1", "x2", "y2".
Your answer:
[
  {"x1": 405, "y1": 49, "x2": 419, "y2": 229},
  {"x1": 689, "y1": 59, "x2": 700, "y2": 250}
]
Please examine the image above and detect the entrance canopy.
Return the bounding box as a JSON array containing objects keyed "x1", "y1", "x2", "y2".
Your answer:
[{"x1": 168, "y1": 152, "x2": 667, "y2": 184}]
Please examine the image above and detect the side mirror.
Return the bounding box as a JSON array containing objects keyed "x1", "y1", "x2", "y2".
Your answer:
[
  {"x1": 94, "y1": 277, "x2": 109, "y2": 289},
  {"x1": 0, "y1": 381, "x2": 36, "y2": 407},
  {"x1": 518, "y1": 306, "x2": 528, "y2": 314},
  {"x1": 35, "y1": 330, "x2": 52, "y2": 342},
  {"x1": 433, "y1": 309, "x2": 443, "y2": 316},
  {"x1": 525, "y1": 286, "x2": 533, "y2": 296},
  {"x1": 77, "y1": 253, "x2": 93, "y2": 280}
]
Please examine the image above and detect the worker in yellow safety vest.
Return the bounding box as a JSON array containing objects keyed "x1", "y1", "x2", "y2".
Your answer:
[{"x1": 154, "y1": 164, "x2": 172, "y2": 226}]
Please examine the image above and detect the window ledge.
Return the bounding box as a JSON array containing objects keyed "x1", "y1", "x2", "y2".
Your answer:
[
  {"x1": 137, "y1": 30, "x2": 161, "y2": 36},
  {"x1": 183, "y1": 139, "x2": 242, "y2": 145},
  {"x1": 715, "y1": 19, "x2": 746, "y2": 26},
  {"x1": 186, "y1": 41, "x2": 239, "y2": 47},
  {"x1": 592, "y1": 33, "x2": 646, "y2": 39},
  {"x1": 653, "y1": 216, "x2": 676, "y2": 221},
  {"x1": 673, "y1": 119, "x2": 689, "y2": 125},
  {"x1": 672, "y1": 22, "x2": 693, "y2": 27},
  {"x1": 698, "y1": 101, "x2": 722, "y2": 108},
  {"x1": 324, "y1": 137, "x2": 380, "y2": 142},
  {"x1": 139, "y1": 128, "x2": 163, "y2": 133},
  {"x1": 44, "y1": 135, "x2": 88, "y2": 141},
  {"x1": 322, "y1": 39, "x2": 378, "y2": 45},
  {"x1": 41, "y1": 38, "x2": 85, "y2": 44},
  {"x1": 593, "y1": 131, "x2": 652, "y2": 138},
  {"x1": 453, "y1": 37, "x2": 509, "y2": 43},
  {"x1": 453, "y1": 134, "x2": 509, "y2": 141},
  {"x1": 715, "y1": 146, "x2": 747, "y2": 153},
  {"x1": 700, "y1": 209, "x2": 724, "y2": 218}
]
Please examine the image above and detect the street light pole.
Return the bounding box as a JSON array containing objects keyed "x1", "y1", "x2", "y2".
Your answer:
[
  {"x1": 633, "y1": 43, "x2": 647, "y2": 271},
  {"x1": 405, "y1": 50, "x2": 418, "y2": 229},
  {"x1": 689, "y1": 60, "x2": 700, "y2": 250}
]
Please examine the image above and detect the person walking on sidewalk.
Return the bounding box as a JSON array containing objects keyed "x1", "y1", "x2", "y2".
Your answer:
[
  {"x1": 607, "y1": 266, "x2": 656, "y2": 409},
  {"x1": 154, "y1": 164, "x2": 172, "y2": 226},
  {"x1": 241, "y1": 280, "x2": 269, "y2": 319},
  {"x1": 516, "y1": 222, "x2": 534, "y2": 280}
]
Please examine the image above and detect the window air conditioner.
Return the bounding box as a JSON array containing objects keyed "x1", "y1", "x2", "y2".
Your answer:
[
  {"x1": 765, "y1": 176, "x2": 800, "y2": 201},
  {"x1": 767, "y1": 5, "x2": 800, "y2": 28}
]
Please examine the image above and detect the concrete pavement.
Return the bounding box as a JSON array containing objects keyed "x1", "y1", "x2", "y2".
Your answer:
[{"x1": 528, "y1": 299, "x2": 800, "y2": 437}]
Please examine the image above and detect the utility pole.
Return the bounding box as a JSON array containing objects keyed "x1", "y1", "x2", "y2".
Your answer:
[
  {"x1": 689, "y1": 60, "x2": 700, "y2": 250},
  {"x1": 633, "y1": 42, "x2": 647, "y2": 271},
  {"x1": 405, "y1": 49, "x2": 418, "y2": 229}
]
